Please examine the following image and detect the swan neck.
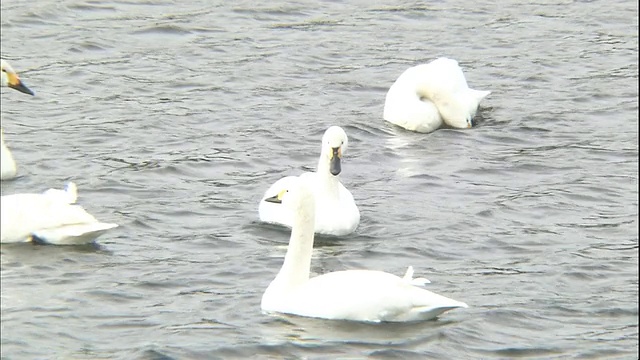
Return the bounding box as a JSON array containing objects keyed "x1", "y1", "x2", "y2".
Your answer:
[
  {"x1": 415, "y1": 80, "x2": 447, "y2": 103},
  {"x1": 276, "y1": 204, "x2": 315, "y2": 287},
  {"x1": 317, "y1": 155, "x2": 329, "y2": 174}
]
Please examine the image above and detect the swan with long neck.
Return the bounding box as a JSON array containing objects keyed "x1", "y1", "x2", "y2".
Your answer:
[
  {"x1": 383, "y1": 57, "x2": 490, "y2": 133},
  {"x1": 1, "y1": 129, "x2": 17, "y2": 180},
  {"x1": 1, "y1": 59, "x2": 35, "y2": 180},
  {"x1": 258, "y1": 126, "x2": 360, "y2": 237},
  {"x1": 261, "y1": 174, "x2": 468, "y2": 322},
  {"x1": 1, "y1": 182, "x2": 118, "y2": 245}
]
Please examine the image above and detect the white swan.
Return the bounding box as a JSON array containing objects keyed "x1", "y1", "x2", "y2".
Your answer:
[
  {"x1": 259, "y1": 126, "x2": 360, "y2": 237},
  {"x1": 1, "y1": 129, "x2": 17, "y2": 180},
  {"x1": 383, "y1": 57, "x2": 490, "y2": 133},
  {"x1": 261, "y1": 173, "x2": 468, "y2": 322},
  {"x1": 1, "y1": 182, "x2": 118, "y2": 245},
  {"x1": 1, "y1": 59, "x2": 35, "y2": 180}
]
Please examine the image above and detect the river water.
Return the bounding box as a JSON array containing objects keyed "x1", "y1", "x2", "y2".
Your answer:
[{"x1": 1, "y1": 0, "x2": 638, "y2": 359}]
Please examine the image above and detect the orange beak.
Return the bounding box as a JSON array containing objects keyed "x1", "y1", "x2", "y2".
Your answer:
[{"x1": 7, "y1": 72, "x2": 34, "y2": 95}]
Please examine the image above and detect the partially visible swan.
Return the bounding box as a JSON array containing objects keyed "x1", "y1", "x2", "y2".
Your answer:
[
  {"x1": 383, "y1": 57, "x2": 490, "y2": 133},
  {"x1": 261, "y1": 173, "x2": 468, "y2": 322},
  {"x1": 1, "y1": 59, "x2": 35, "y2": 180},
  {"x1": 1, "y1": 182, "x2": 118, "y2": 245},
  {"x1": 1, "y1": 129, "x2": 17, "y2": 180},
  {"x1": 259, "y1": 126, "x2": 360, "y2": 237},
  {"x1": 1, "y1": 59, "x2": 34, "y2": 96}
]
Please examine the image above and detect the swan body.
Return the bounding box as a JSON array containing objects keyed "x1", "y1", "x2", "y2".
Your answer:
[
  {"x1": 259, "y1": 126, "x2": 360, "y2": 236},
  {"x1": 1, "y1": 182, "x2": 118, "y2": 245},
  {"x1": 261, "y1": 175, "x2": 467, "y2": 322},
  {"x1": 383, "y1": 57, "x2": 490, "y2": 133},
  {"x1": 1, "y1": 59, "x2": 35, "y2": 180}
]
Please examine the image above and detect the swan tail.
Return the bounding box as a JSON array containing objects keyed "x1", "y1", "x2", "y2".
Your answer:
[
  {"x1": 395, "y1": 298, "x2": 468, "y2": 322},
  {"x1": 412, "y1": 303, "x2": 468, "y2": 320}
]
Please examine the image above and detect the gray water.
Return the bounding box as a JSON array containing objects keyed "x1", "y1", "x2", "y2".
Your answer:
[{"x1": 1, "y1": 0, "x2": 638, "y2": 359}]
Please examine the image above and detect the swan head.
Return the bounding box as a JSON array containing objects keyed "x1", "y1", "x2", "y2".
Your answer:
[
  {"x1": 320, "y1": 126, "x2": 348, "y2": 176},
  {"x1": 439, "y1": 88, "x2": 490, "y2": 129},
  {"x1": 264, "y1": 173, "x2": 316, "y2": 222},
  {"x1": 435, "y1": 92, "x2": 481, "y2": 129},
  {"x1": 1, "y1": 59, "x2": 34, "y2": 95}
]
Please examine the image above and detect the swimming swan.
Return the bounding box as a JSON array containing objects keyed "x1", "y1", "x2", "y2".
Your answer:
[
  {"x1": 261, "y1": 174, "x2": 468, "y2": 322},
  {"x1": 1, "y1": 182, "x2": 118, "y2": 245},
  {"x1": 383, "y1": 57, "x2": 490, "y2": 133},
  {"x1": 259, "y1": 126, "x2": 360, "y2": 237},
  {"x1": 1, "y1": 59, "x2": 35, "y2": 180}
]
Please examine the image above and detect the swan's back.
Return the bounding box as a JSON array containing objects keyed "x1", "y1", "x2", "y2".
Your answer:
[
  {"x1": 1, "y1": 192, "x2": 117, "y2": 244},
  {"x1": 383, "y1": 64, "x2": 444, "y2": 133},
  {"x1": 266, "y1": 269, "x2": 467, "y2": 322},
  {"x1": 259, "y1": 172, "x2": 359, "y2": 236},
  {"x1": 419, "y1": 58, "x2": 469, "y2": 93}
]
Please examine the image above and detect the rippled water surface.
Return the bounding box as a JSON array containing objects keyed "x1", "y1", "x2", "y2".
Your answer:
[{"x1": 1, "y1": 0, "x2": 638, "y2": 359}]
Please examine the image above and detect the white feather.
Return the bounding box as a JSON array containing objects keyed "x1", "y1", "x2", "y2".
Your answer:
[
  {"x1": 1, "y1": 182, "x2": 118, "y2": 245},
  {"x1": 384, "y1": 57, "x2": 490, "y2": 133},
  {"x1": 261, "y1": 176, "x2": 467, "y2": 323},
  {"x1": 259, "y1": 126, "x2": 360, "y2": 236}
]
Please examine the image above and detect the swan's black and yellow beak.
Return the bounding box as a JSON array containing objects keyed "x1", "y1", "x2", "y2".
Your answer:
[
  {"x1": 329, "y1": 146, "x2": 342, "y2": 176},
  {"x1": 7, "y1": 72, "x2": 34, "y2": 96},
  {"x1": 264, "y1": 189, "x2": 287, "y2": 204}
]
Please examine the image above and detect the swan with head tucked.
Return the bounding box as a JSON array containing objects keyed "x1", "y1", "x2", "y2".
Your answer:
[
  {"x1": 1, "y1": 59, "x2": 35, "y2": 180},
  {"x1": 383, "y1": 57, "x2": 490, "y2": 133},
  {"x1": 261, "y1": 174, "x2": 468, "y2": 322},
  {"x1": 259, "y1": 126, "x2": 360, "y2": 237},
  {"x1": 1, "y1": 182, "x2": 118, "y2": 245}
]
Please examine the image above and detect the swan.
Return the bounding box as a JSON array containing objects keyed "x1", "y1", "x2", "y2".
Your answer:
[
  {"x1": 1, "y1": 129, "x2": 17, "y2": 180},
  {"x1": 259, "y1": 126, "x2": 360, "y2": 237},
  {"x1": 1, "y1": 59, "x2": 35, "y2": 180},
  {"x1": 383, "y1": 57, "x2": 490, "y2": 133},
  {"x1": 1, "y1": 182, "x2": 118, "y2": 245},
  {"x1": 261, "y1": 173, "x2": 468, "y2": 322},
  {"x1": 1, "y1": 59, "x2": 34, "y2": 96}
]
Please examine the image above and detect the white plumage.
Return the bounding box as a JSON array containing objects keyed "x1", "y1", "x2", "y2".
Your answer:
[
  {"x1": 384, "y1": 57, "x2": 490, "y2": 133},
  {"x1": 259, "y1": 126, "x2": 360, "y2": 236},
  {"x1": 261, "y1": 174, "x2": 467, "y2": 322},
  {"x1": 1, "y1": 58, "x2": 35, "y2": 181},
  {"x1": 1, "y1": 182, "x2": 118, "y2": 245}
]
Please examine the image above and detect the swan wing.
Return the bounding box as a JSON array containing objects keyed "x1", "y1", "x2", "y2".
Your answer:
[
  {"x1": 270, "y1": 270, "x2": 466, "y2": 322},
  {"x1": 1, "y1": 192, "x2": 117, "y2": 245}
]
